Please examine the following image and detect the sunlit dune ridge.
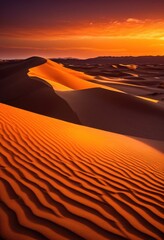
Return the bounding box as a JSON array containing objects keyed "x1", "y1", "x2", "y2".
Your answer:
[
  {"x1": 119, "y1": 64, "x2": 138, "y2": 70},
  {"x1": 28, "y1": 59, "x2": 122, "y2": 92},
  {"x1": 28, "y1": 58, "x2": 159, "y2": 104},
  {"x1": 0, "y1": 103, "x2": 164, "y2": 240},
  {"x1": 28, "y1": 59, "x2": 95, "y2": 90}
]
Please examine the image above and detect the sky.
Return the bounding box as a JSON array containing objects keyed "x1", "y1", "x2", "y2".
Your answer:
[{"x1": 1, "y1": 0, "x2": 164, "y2": 59}]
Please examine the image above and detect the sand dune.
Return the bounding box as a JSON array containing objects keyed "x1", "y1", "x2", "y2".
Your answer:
[
  {"x1": 31, "y1": 58, "x2": 164, "y2": 104},
  {"x1": 91, "y1": 79, "x2": 164, "y2": 100},
  {"x1": 0, "y1": 103, "x2": 164, "y2": 240},
  {"x1": 27, "y1": 58, "x2": 164, "y2": 139},
  {"x1": 28, "y1": 59, "x2": 122, "y2": 93},
  {"x1": 0, "y1": 57, "x2": 80, "y2": 124},
  {"x1": 28, "y1": 59, "x2": 96, "y2": 90},
  {"x1": 1, "y1": 56, "x2": 163, "y2": 138},
  {"x1": 119, "y1": 64, "x2": 138, "y2": 70},
  {"x1": 58, "y1": 87, "x2": 164, "y2": 140},
  {"x1": 59, "y1": 59, "x2": 164, "y2": 102}
]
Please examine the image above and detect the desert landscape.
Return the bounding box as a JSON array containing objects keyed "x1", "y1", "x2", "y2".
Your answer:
[
  {"x1": 0, "y1": 56, "x2": 164, "y2": 240},
  {"x1": 1, "y1": 0, "x2": 164, "y2": 239}
]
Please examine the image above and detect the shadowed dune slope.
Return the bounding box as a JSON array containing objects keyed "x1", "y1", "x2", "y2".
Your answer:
[
  {"x1": 91, "y1": 79, "x2": 164, "y2": 99},
  {"x1": 0, "y1": 103, "x2": 164, "y2": 240},
  {"x1": 58, "y1": 87, "x2": 164, "y2": 140},
  {"x1": 0, "y1": 57, "x2": 80, "y2": 124}
]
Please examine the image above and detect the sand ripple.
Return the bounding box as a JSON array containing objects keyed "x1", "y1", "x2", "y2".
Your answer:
[{"x1": 0, "y1": 103, "x2": 164, "y2": 240}]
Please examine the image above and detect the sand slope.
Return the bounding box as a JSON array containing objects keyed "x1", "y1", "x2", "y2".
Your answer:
[
  {"x1": 91, "y1": 79, "x2": 164, "y2": 99},
  {"x1": 58, "y1": 87, "x2": 164, "y2": 140},
  {"x1": 0, "y1": 103, "x2": 164, "y2": 240},
  {"x1": 0, "y1": 57, "x2": 80, "y2": 124}
]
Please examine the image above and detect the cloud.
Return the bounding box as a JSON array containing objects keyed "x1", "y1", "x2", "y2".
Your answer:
[{"x1": 126, "y1": 18, "x2": 145, "y2": 24}]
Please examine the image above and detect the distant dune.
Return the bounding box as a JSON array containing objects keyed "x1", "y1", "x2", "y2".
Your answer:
[
  {"x1": 53, "y1": 56, "x2": 164, "y2": 65},
  {"x1": 0, "y1": 56, "x2": 164, "y2": 240}
]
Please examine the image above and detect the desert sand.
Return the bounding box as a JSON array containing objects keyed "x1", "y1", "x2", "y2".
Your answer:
[{"x1": 0, "y1": 57, "x2": 164, "y2": 240}]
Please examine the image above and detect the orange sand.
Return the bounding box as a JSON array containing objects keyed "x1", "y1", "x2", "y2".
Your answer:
[
  {"x1": 0, "y1": 103, "x2": 164, "y2": 240},
  {"x1": 28, "y1": 59, "x2": 123, "y2": 93}
]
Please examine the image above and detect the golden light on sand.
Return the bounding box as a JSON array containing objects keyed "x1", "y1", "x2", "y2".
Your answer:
[{"x1": 1, "y1": 102, "x2": 164, "y2": 240}]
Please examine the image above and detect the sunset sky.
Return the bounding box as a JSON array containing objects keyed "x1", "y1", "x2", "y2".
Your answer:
[{"x1": 1, "y1": 0, "x2": 164, "y2": 59}]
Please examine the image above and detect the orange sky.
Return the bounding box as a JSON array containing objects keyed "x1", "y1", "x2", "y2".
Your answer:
[{"x1": 1, "y1": 0, "x2": 164, "y2": 59}]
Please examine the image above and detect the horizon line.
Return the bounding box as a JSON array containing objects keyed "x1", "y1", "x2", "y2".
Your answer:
[{"x1": 1, "y1": 55, "x2": 164, "y2": 61}]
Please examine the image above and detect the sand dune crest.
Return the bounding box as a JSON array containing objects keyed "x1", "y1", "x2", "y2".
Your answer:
[{"x1": 0, "y1": 57, "x2": 80, "y2": 124}]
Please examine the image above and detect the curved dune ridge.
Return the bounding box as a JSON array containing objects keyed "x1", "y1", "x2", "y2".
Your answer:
[
  {"x1": 28, "y1": 59, "x2": 122, "y2": 93},
  {"x1": 0, "y1": 103, "x2": 164, "y2": 240},
  {"x1": 27, "y1": 57, "x2": 164, "y2": 139},
  {"x1": 112, "y1": 64, "x2": 138, "y2": 70},
  {"x1": 0, "y1": 57, "x2": 80, "y2": 124},
  {"x1": 119, "y1": 64, "x2": 138, "y2": 70}
]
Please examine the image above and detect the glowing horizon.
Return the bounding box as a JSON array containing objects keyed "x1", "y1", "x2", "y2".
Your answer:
[{"x1": 1, "y1": 1, "x2": 164, "y2": 59}]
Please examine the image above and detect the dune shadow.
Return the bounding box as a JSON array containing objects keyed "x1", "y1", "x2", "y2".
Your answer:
[{"x1": 0, "y1": 57, "x2": 80, "y2": 124}]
